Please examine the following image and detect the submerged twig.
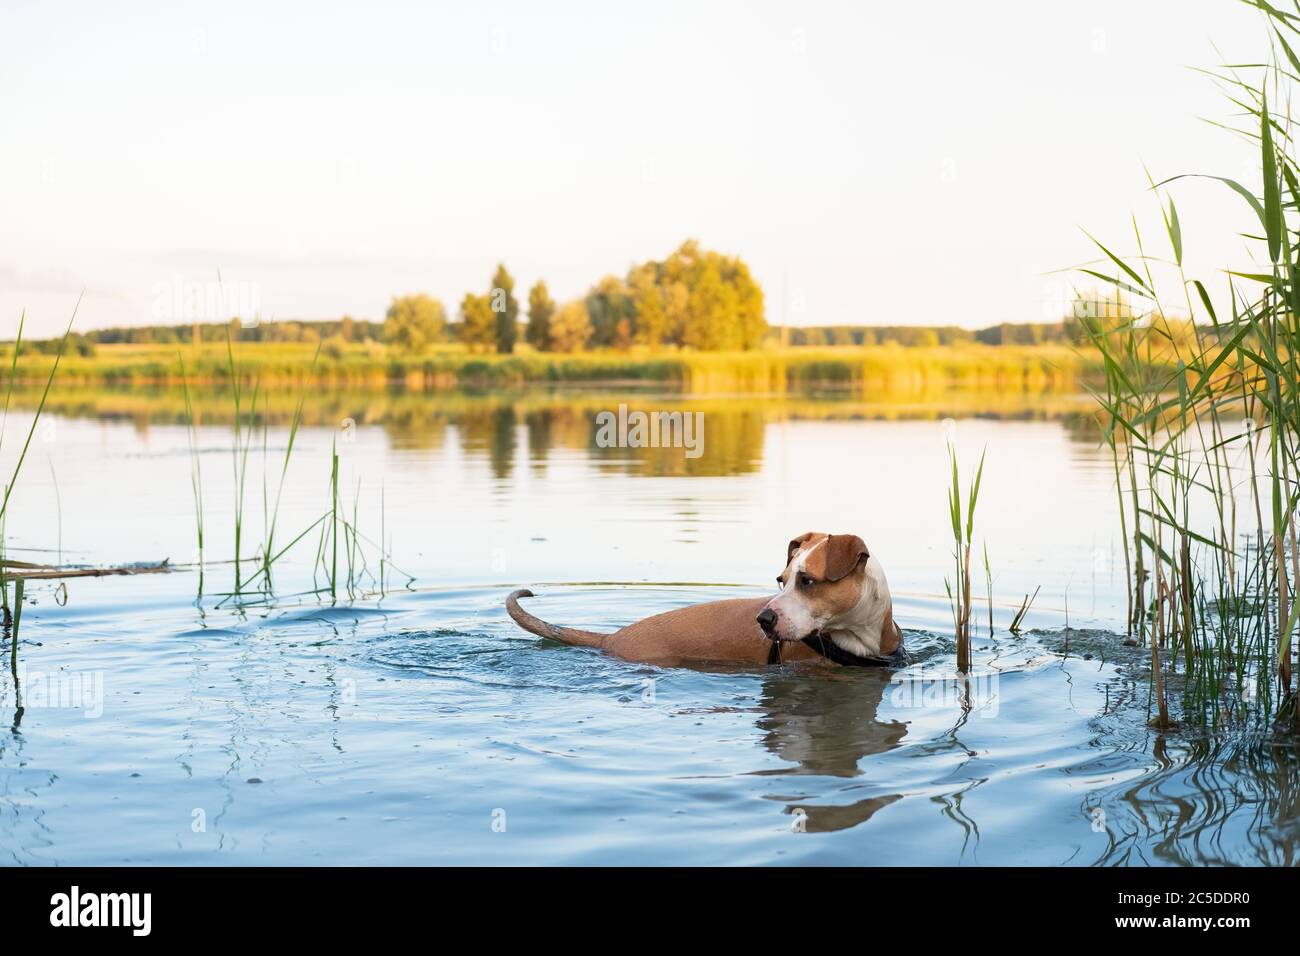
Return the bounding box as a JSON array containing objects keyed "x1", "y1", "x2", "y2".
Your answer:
[{"x1": 2, "y1": 560, "x2": 172, "y2": 580}]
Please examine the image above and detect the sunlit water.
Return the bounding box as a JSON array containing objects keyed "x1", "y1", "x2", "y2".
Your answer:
[{"x1": 0, "y1": 389, "x2": 1296, "y2": 865}]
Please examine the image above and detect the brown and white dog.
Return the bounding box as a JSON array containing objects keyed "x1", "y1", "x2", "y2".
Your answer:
[{"x1": 506, "y1": 532, "x2": 905, "y2": 668}]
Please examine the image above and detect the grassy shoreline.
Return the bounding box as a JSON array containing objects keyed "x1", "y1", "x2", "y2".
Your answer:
[{"x1": 2, "y1": 340, "x2": 1100, "y2": 393}]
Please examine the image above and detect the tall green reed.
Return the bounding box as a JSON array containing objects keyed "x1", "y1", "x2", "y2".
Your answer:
[
  {"x1": 1079, "y1": 0, "x2": 1300, "y2": 727},
  {"x1": 1, "y1": 303, "x2": 78, "y2": 681},
  {"x1": 945, "y1": 443, "x2": 985, "y2": 673},
  {"x1": 179, "y1": 355, "x2": 205, "y2": 595},
  {"x1": 225, "y1": 332, "x2": 260, "y2": 594},
  {"x1": 258, "y1": 343, "x2": 319, "y2": 593},
  {"x1": 182, "y1": 337, "x2": 395, "y2": 605}
]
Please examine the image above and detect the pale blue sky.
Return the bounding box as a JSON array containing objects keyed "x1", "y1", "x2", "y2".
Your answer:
[{"x1": 0, "y1": 0, "x2": 1272, "y2": 337}]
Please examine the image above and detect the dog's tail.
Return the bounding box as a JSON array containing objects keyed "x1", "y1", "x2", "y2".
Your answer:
[{"x1": 506, "y1": 589, "x2": 609, "y2": 649}]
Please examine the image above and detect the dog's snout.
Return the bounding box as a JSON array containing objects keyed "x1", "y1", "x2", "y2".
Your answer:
[{"x1": 756, "y1": 607, "x2": 777, "y2": 635}]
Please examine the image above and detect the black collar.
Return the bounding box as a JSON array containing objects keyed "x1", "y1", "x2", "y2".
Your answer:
[{"x1": 767, "y1": 632, "x2": 907, "y2": 667}]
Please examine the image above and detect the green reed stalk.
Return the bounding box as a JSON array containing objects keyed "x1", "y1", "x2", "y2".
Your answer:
[
  {"x1": 179, "y1": 355, "x2": 205, "y2": 595},
  {"x1": 0, "y1": 303, "x2": 76, "y2": 680},
  {"x1": 9, "y1": 575, "x2": 23, "y2": 718},
  {"x1": 348, "y1": 484, "x2": 361, "y2": 597},
  {"x1": 945, "y1": 443, "x2": 985, "y2": 673},
  {"x1": 259, "y1": 343, "x2": 319, "y2": 592},
  {"x1": 1, "y1": 307, "x2": 77, "y2": 525},
  {"x1": 1076, "y1": 2, "x2": 1300, "y2": 725},
  {"x1": 48, "y1": 458, "x2": 62, "y2": 566},
  {"x1": 226, "y1": 333, "x2": 248, "y2": 592},
  {"x1": 984, "y1": 542, "x2": 993, "y2": 636},
  {"x1": 10, "y1": 576, "x2": 22, "y2": 674},
  {"x1": 330, "y1": 439, "x2": 339, "y2": 601},
  {"x1": 1009, "y1": 586, "x2": 1039, "y2": 635},
  {"x1": 191, "y1": 337, "x2": 353, "y2": 603}
]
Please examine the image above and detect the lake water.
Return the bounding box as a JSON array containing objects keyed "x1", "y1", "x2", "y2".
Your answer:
[{"x1": 1, "y1": 388, "x2": 1297, "y2": 865}]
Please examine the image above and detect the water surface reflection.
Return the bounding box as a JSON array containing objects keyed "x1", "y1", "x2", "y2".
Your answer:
[{"x1": 0, "y1": 387, "x2": 1294, "y2": 865}]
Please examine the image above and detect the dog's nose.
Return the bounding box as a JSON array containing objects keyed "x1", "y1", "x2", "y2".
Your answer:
[{"x1": 756, "y1": 608, "x2": 777, "y2": 635}]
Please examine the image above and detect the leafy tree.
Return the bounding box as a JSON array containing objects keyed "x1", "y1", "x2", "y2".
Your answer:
[
  {"x1": 683, "y1": 258, "x2": 739, "y2": 350},
  {"x1": 526, "y1": 280, "x2": 556, "y2": 350},
  {"x1": 890, "y1": 327, "x2": 939, "y2": 347},
  {"x1": 582, "y1": 239, "x2": 768, "y2": 351},
  {"x1": 724, "y1": 256, "x2": 766, "y2": 348},
  {"x1": 459, "y1": 292, "x2": 497, "y2": 352},
  {"x1": 662, "y1": 280, "x2": 689, "y2": 346},
  {"x1": 384, "y1": 294, "x2": 446, "y2": 354},
  {"x1": 585, "y1": 275, "x2": 634, "y2": 348},
  {"x1": 628, "y1": 264, "x2": 668, "y2": 346},
  {"x1": 490, "y1": 264, "x2": 519, "y2": 354},
  {"x1": 548, "y1": 300, "x2": 592, "y2": 352}
]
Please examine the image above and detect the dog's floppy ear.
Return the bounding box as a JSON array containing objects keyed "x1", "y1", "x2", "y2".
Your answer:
[
  {"x1": 823, "y1": 534, "x2": 869, "y2": 582},
  {"x1": 786, "y1": 532, "x2": 818, "y2": 563}
]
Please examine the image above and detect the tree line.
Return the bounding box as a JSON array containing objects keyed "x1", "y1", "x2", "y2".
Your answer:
[
  {"x1": 787, "y1": 321, "x2": 1084, "y2": 347},
  {"x1": 12, "y1": 256, "x2": 1161, "y2": 356},
  {"x1": 385, "y1": 239, "x2": 767, "y2": 355}
]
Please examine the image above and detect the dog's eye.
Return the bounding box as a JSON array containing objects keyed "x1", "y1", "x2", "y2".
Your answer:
[{"x1": 799, "y1": 574, "x2": 815, "y2": 588}]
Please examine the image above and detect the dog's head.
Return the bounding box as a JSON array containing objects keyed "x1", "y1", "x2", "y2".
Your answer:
[{"x1": 757, "y1": 532, "x2": 889, "y2": 647}]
